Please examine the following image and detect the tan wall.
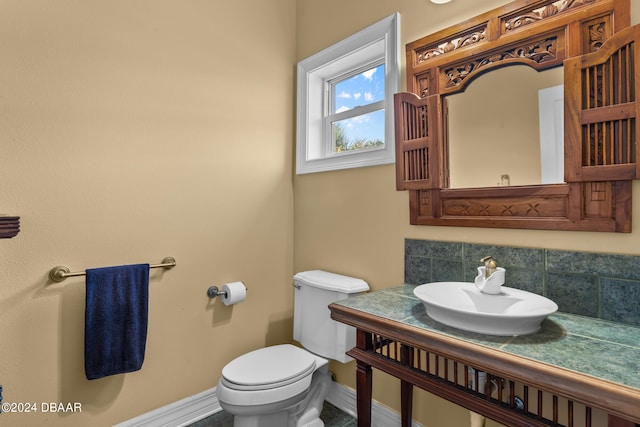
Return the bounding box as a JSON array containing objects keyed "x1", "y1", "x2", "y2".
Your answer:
[
  {"x1": 294, "y1": 1, "x2": 640, "y2": 426},
  {"x1": 0, "y1": 1, "x2": 295, "y2": 425}
]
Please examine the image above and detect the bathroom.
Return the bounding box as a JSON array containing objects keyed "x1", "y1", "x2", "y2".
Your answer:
[{"x1": 1, "y1": 0, "x2": 639, "y2": 426}]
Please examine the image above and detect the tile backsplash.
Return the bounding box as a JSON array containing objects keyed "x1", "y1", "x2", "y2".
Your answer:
[{"x1": 405, "y1": 239, "x2": 640, "y2": 327}]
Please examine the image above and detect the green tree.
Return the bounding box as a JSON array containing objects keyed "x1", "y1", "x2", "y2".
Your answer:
[{"x1": 334, "y1": 123, "x2": 383, "y2": 152}]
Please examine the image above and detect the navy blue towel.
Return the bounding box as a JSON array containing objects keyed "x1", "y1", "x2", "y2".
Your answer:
[{"x1": 85, "y1": 264, "x2": 150, "y2": 380}]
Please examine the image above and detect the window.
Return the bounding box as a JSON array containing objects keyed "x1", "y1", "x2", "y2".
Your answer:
[
  {"x1": 296, "y1": 13, "x2": 400, "y2": 174},
  {"x1": 330, "y1": 63, "x2": 385, "y2": 154}
]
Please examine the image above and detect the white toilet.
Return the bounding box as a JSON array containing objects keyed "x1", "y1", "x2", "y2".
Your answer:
[{"x1": 216, "y1": 270, "x2": 369, "y2": 427}]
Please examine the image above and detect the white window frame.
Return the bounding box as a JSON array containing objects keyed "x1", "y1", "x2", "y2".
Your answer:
[{"x1": 296, "y1": 13, "x2": 400, "y2": 174}]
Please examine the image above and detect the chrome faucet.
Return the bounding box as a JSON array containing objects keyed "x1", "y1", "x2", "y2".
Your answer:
[{"x1": 481, "y1": 256, "x2": 497, "y2": 278}]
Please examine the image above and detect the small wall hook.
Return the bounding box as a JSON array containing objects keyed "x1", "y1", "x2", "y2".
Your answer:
[{"x1": 207, "y1": 286, "x2": 227, "y2": 299}]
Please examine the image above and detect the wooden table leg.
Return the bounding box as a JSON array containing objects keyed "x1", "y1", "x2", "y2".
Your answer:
[
  {"x1": 355, "y1": 329, "x2": 373, "y2": 427},
  {"x1": 400, "y1": 344, "x2": 414, "y2": 427},
  {"x1": 356, "y1": 359, "x2": 372, "y2": 427},
  {"x1": 400, "y1": 379, "x2": 413, "y2": 427}
]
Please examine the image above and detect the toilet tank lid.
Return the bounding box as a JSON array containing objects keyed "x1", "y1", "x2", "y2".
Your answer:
[{"x1": 294, "y1": 270, "x2": 369, "y2": 293}]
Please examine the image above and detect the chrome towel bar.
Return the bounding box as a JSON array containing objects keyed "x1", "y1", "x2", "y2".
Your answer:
[{"x1": 48, "y1": 257, "x2": 176, "y2": 282}]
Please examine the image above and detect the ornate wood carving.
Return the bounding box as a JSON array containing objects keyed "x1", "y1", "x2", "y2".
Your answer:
[
  {"x1": 397, "y1": 0, "x2": 637, "y2": 232},
  {"x1": 416, "y1": 27, "x2": 487, "y2": 64},
  {"x1": 443, "y1": 34, "x2": 561, "y2": 91},
  {"x1": 503, "y1": 0, "x2": 597, "y2": 32},
  {"x1": 588, "y1": 21, "x2": 608, "y2": 51},
  {"x1": 416, "y1": 72, "x2": 433, "y2": 98}
]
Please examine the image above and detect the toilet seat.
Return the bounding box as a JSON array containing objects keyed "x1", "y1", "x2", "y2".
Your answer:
[
  {"x1": 217, "y1": 344, "x2": 318, "y2": 407},
  {"x1": 221, "y1": 344, "x2": 316, "y2": 391}
]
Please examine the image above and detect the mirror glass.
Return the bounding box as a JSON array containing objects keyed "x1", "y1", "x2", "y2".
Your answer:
[{"x1": 446, "y1": 65, "x2": 564, "y2": 188}]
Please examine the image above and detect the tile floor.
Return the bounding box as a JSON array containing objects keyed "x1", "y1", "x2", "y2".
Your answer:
[{"x1": 188, "y1": 401, "x2": 356, "y2": 427}]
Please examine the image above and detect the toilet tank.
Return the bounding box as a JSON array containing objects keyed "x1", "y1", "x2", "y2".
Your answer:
[{"x1": 293, "y1": 270, "x2": 369, "y2": 363}]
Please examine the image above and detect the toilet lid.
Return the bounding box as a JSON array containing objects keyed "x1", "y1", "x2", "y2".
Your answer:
[{"x1": 221, "y1": 344, "x2": 316, "y2": 391}]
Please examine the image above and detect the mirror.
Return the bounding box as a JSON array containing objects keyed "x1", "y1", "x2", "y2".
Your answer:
[
  {"x1": 395, "y1": 0, "x2": 637, "y2": 232},
  {"x1": 447, "y1": 65, "x2": 564, "y2": 188}
]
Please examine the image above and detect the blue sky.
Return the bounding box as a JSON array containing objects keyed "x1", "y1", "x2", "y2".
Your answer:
[{"x1": 333, "y1": 64, "x2": 385, "y2": 143}]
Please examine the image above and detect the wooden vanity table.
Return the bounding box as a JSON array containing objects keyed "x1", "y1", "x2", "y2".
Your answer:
[
  {"x1": 329, "y1": 286, "x2": 640, "y2": 427},
  {"x1": 365, "y1": 0, "x2": 640, "y2": 421},
  {"x1": 350, "y1": 0, "x2": 640, "y2": 423}
]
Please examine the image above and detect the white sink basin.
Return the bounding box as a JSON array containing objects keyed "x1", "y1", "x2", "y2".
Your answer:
[{"x1": 414, "y1": 282, "x2": 558, "y2": 336}]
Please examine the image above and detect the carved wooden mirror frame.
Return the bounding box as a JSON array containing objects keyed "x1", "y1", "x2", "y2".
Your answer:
[{"x1": 395, "y1": 0, "x2": 639, "y2": 232}]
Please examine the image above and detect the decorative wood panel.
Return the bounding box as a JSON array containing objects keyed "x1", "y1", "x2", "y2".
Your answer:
[
  {"x1": 396, "y1": 0, "x2": 637, "y2": 232},
  {"x1": 350, "y1": 333, "x2": 613, "y2": 426},
  {"x1": 438, "y1": 30, "x2": 565, "y2": 95},
  {"x1": 394, "y1": 93, "x2": 443, "y2": 190},
  {"x1": 0, "y1": 216, "x2": 20, "y2": 239},
  {"x1": 501, "y1": 0, "x2": 604, "y2": 33},
  {"x1": 565, "y1": 24, "x2": 640, "y2": 182},
  {"x1": 410, "y1": 182, "x2": 631, "y2": 232}
]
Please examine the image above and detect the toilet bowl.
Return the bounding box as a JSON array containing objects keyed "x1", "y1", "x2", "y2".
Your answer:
[
  {"x1": 216, "y1": 270, "x2": 369, "y2": 427},
  {"x1": 217, "y1": 344, "x2": 330, "y2": 427}
]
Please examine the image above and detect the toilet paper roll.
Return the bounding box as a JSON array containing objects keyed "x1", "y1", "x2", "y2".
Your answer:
[{"x1": 221, "y1": 281, "x2": 247, "y2": 306}]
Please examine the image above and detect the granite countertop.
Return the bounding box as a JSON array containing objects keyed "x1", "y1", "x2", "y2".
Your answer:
[{"x1": 334, "y1": 284, "x2": 640, "y2": 391}]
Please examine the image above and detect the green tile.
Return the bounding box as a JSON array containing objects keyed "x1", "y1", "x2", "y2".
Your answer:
[
  {"x1": 405, "y1": 255, "x2": 432, "y2": 285},
  {"x1": 465, "y1": 243, "x2": 544, "y2": 269},
  {"x1": 405, "y1": 239, "x2": 462, "y2": 260},
  {"x1": 431, "y1": 259, "x2": 464, "y2": 282},
  {"x1": 545, "y1": 272, "x2": 598, "y2": 317},
  {"x1": 406, "y1": 239, "x2": 640, "y2": 328},
  {"x1": 600, "y1": 278, "x2": 640, "y2": 326},
  {"x1": 547, "y1": 250, "x2": 640, "y2": 280}
]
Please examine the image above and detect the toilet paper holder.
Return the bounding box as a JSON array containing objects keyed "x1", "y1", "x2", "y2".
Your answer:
[
  {"x1": 207, "y1": 281, "x2": 248, "y2": 305},
  {"x1": 207, "y1": 286, "x2": 227, "y2": 299}
]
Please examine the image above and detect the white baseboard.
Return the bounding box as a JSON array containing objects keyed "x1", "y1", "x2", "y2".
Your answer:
[
  {"x1": 113, "y1": 387, "x2": 220, "y2": 427},
  {"x1": 114, "y1": 381, "x2": 423, "y2": 427}
]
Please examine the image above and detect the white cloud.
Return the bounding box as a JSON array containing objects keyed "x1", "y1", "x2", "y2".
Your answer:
[
  {"x1": 336, "y1": 106, "x2": 351, "y2": 113},
  {"x1": 364, "y1": 92, "x2": 374, "y2": 101},
  {"x1": 337, "y1": 91, "x2": 351, "y2": 99},
  {"x1": 362, "y1": 68, "x2": 377, "y2": 81},
  {"x1": 353, "y1": 93, "x2": 362, "y2": 100}
]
